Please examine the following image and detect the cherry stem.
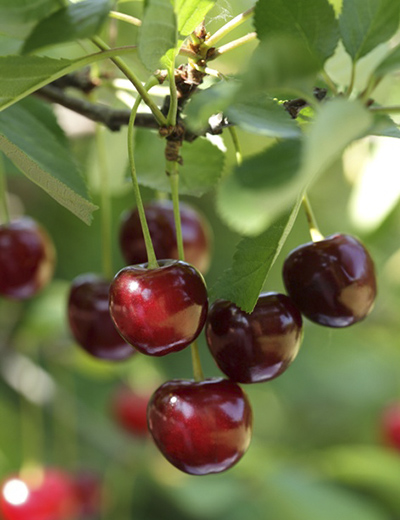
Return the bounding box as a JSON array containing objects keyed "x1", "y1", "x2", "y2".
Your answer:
[
  {"x1": 205, "y1": 6, "x2": 255, "y2": 48},
  {"x1": 167, "y1": 162, "x2": 205, "y2": 382},
  {"x1": 0, "y1": 154, "x2": 10, "y2": 224},
  {"x1": 321, "y1": 70, "x2": 338, "y2": 95},
  {"x1": 95, "y1": 125, "x2": 114, "y2": 280},
  {"x1": 128, "y1": 79, "x2": 159, "y2": 269},
  {"x1": 191, "y1": 339, "x2": 205, "y2": 382},
  {"x1": 302, "y1": 195, "x2": 324, "y2": 242},
  {"x1": 210, "y1": 32, "x2": 257, "y2": 60},
  {"x1": 369, "y1": 105, "x2": 400, "y2": 114},
  {"x1": 346, "y1": 62, "x2": 356, "y2": 97},
  {"x1": 228, "y1": 127, "x2": 243, "y2": 166},
  {"x1": 168, "y1": 166, "x2": 185, "y2": 261},
  {"x1": 166, "y1": 62, "x2": 178, "y2": 127},
  {"x1": 109, "y1": 10, "x2": 141, "y2": 27},
  {"x1": 91, "y1": 36, "x2": 167, "y2": 128}
]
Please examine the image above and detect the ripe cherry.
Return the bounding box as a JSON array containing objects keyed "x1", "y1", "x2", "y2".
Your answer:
[
  {"x1": 72, "y1": 470, "x2": 102, "y2": 518},
  {"x1": 0, "y1": 468, "x2": 78, "y2": 520},
  {"x1": 119, "y1": 200, "x2": 211, "y2": 274},
  {"x1": 67, "y1": 273, "x2": 135, "y2": 361},
  {"x1": 206, "y1": 293, "x2": 303, "y2": 384},
  {"x1": 111, "y1": 385, "x2": 150, "y2": 437},
  {"x1": 381, "y1": 402, "x2": 400, "y2": 451},
  {"x1": 0, "y1": 217, "x2": 55, "y2": 300},
  {"x1": 147, "y1": 378, "x2": 253, "y2": 475},
  {"x1": 109, "y1": 260, "x2": 208, "y2": 356},
  {"x1": 282, "y1": 234, "x2": 377, "y2": 327}
]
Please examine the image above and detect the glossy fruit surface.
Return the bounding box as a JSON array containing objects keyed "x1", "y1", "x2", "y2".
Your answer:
[
  {"x1": 0, "y1": 217, "x2": 55, "y2": 300},
  {"x1": 68, "y1": 273, "x2": 135, "y2": 361},
  {"x1": 119, "y1": 200, "x2": 211, "y2": 273},
  {"x1": 109, "y1": 260, "x2": 208, "y2": 356},
  {"x1": 381, "y1": 402, "x2": 400, "y2": 451},
  {"x1": 282, "y1": 234, "x2": 377, "y2": 327},
  {"x1": 0, "y1": 468, "x2": 78, "y2": 520},
  {"x1": 111, "y1": 385, "x2": 150, "y2": 437},
  {"x1": 206, "y1": 292, "x2": 303, "y2": 384},
  {"x1": 147, "y1": 378, "x2": 253, "y2": 475}
]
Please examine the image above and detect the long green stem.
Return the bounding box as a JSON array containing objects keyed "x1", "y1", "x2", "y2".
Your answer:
[
  {"x1": 168, "y1": 162, "x2": 204, "y2": 382},
  {"x1": 205, "y1": 6, "x2": 255, "y2": 48},
  {"x1": 91, "y1": 36, "x2": 167, "y2": 127},
  {"x1": 168, "y1": 165, "x2": 184, "y2": 260},
  {"x1": 321, "y1": 70, "x2": 339, "y2": 95},
  {"x1": 210, "y1": 32, "x2": 257, "y2": 60},
  {"x1": 369, "y1": 105, "x2": 400, "y2": 114},
  {"x1": 346, "y1": 62, "x2": 356, "y2": 97},
  {"x1": 95, "y1": 125, "x2": 114, "y2": 280},
  {"x1": 166, "y1": 63, "x2": 178, "y2": 127},
  {"x1": 228, "y1": 127, "x2": 242, "y2": 166},
  {"x1": 0, "y1": 154, "x2": 10, "y2": 224},
  {"x1": 128, "y1": 80, "x2": 159, "y2": 269},
  {"x1": 302, "y1": 195, "x2": 324, "y2": 242},
  {"x1": 109, "y1": 10, "x2": 141, "y2": 27}
]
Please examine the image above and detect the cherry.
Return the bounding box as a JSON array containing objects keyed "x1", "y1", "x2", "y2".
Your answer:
[
  {"x1": 282, "y1": 233, "x2": 377, "y2": 327},
  {"x1": 147, "y1": 378, "x2": 253, "y2": 475},
  {"x1": 381, "y1": 402, "x2": 400, "y2": 451},
  {"x1": 111, "y1": 385, "x2": 150, "y2": 437},
  {"x1": 206, "y1": 292, "x2": 303, "y2": 384},
  {"x1": 0, "y1": 468, "x2": 78, "y2": 520},
  {"x1": 72, "y1": 470, "x2": 102, "y2": 518},
  {"x1": 119, "y1": 200, "x2": 211, "y2": 274},
  {"x1": 0, "y1": 217, "x2": 55, "y2": 300},
  {"x1": 109, "y1": 260, "x2": 208, "y2": 356},
  {"x1": 67, "y1": 273, "x2": 135, "y2": 361}
]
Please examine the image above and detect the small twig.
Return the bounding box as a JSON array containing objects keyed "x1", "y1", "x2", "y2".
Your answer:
[
  {"x1": 209, "y1": 32, "x2": 257, "y2": 60},
  {"x1": 205, "y1": 6, "x2": 255, "y2": 48},
  {"x1": 109, "y1": 10, "x2": 141, "y2": 27}
]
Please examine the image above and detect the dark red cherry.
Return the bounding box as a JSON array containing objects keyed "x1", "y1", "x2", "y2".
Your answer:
[
  {"x1": 0, "y1": 217, "x2": 55, "y2": 299},
  {"x1": 72, "y1": 470, "x2": 102, "y2": 518},
  {"x1": 119, "y1": 200, "x2": 212, "y2": 274},
  {"x1": 206, "y1": 293, "x2": 303, "y2": 384},
  {"x1": 0, "y1": 468, "x2": 78, "y2": 520},
  {"x1": 109, "y1": 260, "x2": 208, "y2": 356},
  {"x1": 282, "y1": 233, "x2": 377, "y2": 327},
  {"x1": 68, "y1": 273, "x2": 135, "y2": 361},
  {"x1": 381, "y1": 402, "x2": 400, "y2": 451},
  {"x1": 147, "y1": 378, "x2": 253, "y2": 475},
  {"x1": 111, "y1": 385, "x2": 150, "y2": 437}
]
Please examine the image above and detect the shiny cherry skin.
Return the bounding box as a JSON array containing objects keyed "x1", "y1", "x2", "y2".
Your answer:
[
  {"x1": 0, "y1": 468, "x2": 78, "y2": 520},
  {"x1": 109, "y1": 260, "x2": 208, "y2": 356},
  {"x1": 111, "y1": 385, "x2": 150, "y2": 437},
  {"x1": 147, "y1": 378, "x2": 253, "y2": 475},
  {"x1": 282, "y1": 233, "x2": 377, "y2": 327},
  {"x1": 381, "y1": 402, "x2": 400, "y2": 451},
  {"x1": 0, "y1": 217, "x2": 55, "y2": 299},
  {"x1": 68, "y1": 273, "x2": 135, "y2": 361},
  {"x1": 119, "y1": 200, "x2": 212, "y2": 274},
  {"x1": 206, "y1": 293, "x2": 303, "y2": 384}
]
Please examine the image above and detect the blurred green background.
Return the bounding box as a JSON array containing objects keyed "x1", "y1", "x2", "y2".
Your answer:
[{"x1": 1, "y1": 0, "x2": 400, "y2": 518}]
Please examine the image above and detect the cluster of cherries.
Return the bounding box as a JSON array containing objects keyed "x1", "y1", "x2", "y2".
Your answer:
[{"x1": 0, "y1": 199, "x2": 377, "y2": 478}]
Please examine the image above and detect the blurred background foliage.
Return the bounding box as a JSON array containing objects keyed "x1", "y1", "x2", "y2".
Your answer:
[{"x1": 1, "y1": 0, "x2": 400, "y2": 519}]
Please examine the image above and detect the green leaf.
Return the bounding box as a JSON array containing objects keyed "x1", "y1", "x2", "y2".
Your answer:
[
  {"x1": 227, "y1": 96, "x2": 301, "y2": 139},
  {"x1": 139, "y1": 0, "x2": 177, "y2": 70},
  {"x1": 185, "y1": 80, "x2": 239, "y2": 132},
  {"x1": 0, "y1": 101, "x2": 97, "y2": 224},
  {"x1": 0, "y1": 0, "x2": 58, "y2": 24},
  {"x1": 0, "y1": 47, "x2": 137, "y2": 112},
  {"x1": 175, "y1": 0, "x2": 216, "y2": 36},
  {"x1": 211, "y1": 200, "x2": 302, "y2": 312},
  {"x1": 217, "y1": 99, "x2": 372, "y2": 235},
  {"x1": 135, "y1": 130, "x2": 224, "y2": 196},
  {"x1": 22, "y1": 0, "x2": 112, "y2": 54},
  {"x1": 241, "y1": 36, "x2": 321, "y2": 99},
  {"x1": 339, "y1": 0, "x2": 400, "y2": 61},
  {"x1": 372, "y1": 43, "x2": 400, "y2": 80},
  {"x1": 371, "y1": 114, "x2": 400, "y2": 138},
  {"x1": 254, "y1": 0, "x2": 339, "y2": 66}
]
